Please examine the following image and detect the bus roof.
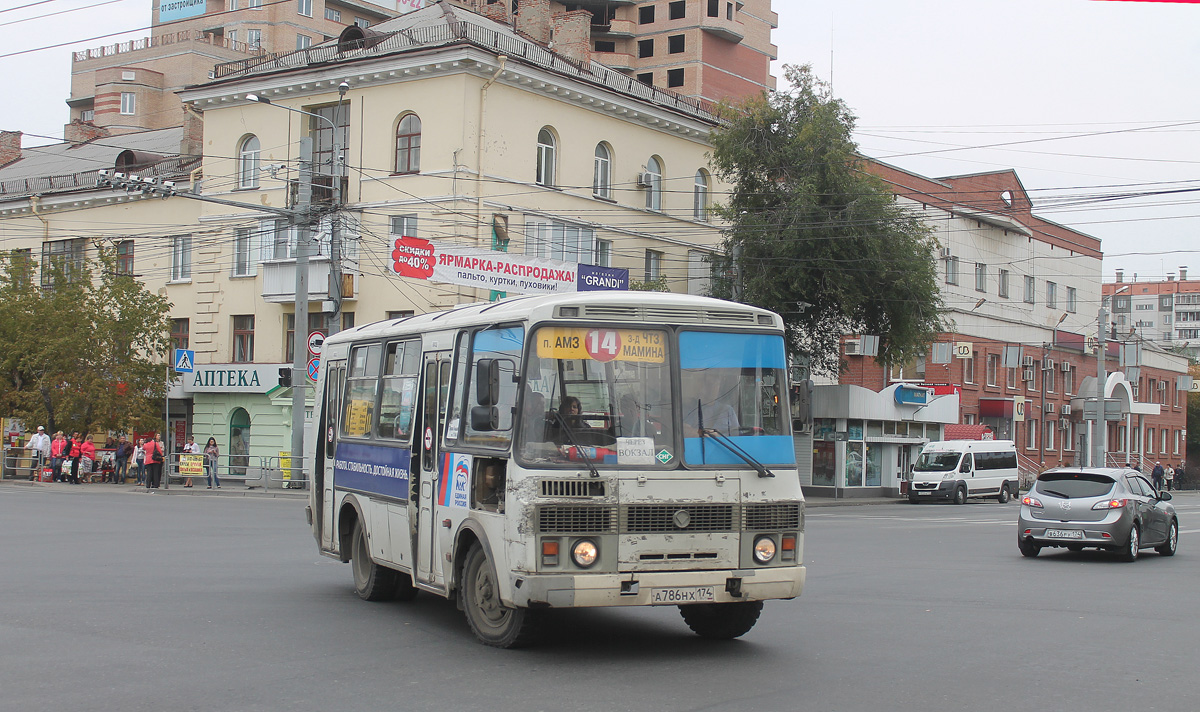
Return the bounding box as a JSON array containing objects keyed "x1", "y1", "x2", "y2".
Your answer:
[{"x1": 325, "y1": 292, "x2": 783, "y2": 347}]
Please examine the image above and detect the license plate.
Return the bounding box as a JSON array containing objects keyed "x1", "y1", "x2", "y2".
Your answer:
[
  {"x1": 1045, "y1": 529, "x2": 1083, "y2": 539},
  {"x1": 651, "y1": 586, "x2": 716, "y2": 604},
  {"x1": 917, "y1": 491, "x2": 932, "y2": 496}
]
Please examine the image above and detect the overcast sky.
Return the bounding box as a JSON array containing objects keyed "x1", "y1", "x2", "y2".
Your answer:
[{"x1": 1, "y1": 0, "x2": 1197, "y2": 282}]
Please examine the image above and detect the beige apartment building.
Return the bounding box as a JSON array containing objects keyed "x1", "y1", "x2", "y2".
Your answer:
[{"x1": 3, "y1": 2, "x2": 730, "y2": 470}]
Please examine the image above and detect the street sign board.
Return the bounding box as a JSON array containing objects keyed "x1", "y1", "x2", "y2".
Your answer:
[
  {"x1": 173, "y1": 349, "x2": 195, "y2": 373},
  {"x1": 1081, "y1": 398, "x2": 1124, "y2": 421},
  {"x1": 307, "y1": 357, "x2": 320, "y2": 382},
  {"x1": 307, "y1": 331, "x2": 324, "y2": 356}
]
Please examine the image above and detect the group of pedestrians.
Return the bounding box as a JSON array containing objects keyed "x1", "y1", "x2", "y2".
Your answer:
[
  {"x1": 178, "y1": 436, "x2": 222, "y2": 489},
  {"x1": 24, "y1": 428, "x2": 224, "y2": 490},
  {"x1": 25, "y1": 429, "x2": 99, "y2": 484},
  {"x1": 1151, "y1": 461, "x2": 1186, "y2": 492}
]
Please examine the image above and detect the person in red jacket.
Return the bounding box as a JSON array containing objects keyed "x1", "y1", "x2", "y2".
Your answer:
[
  {"x1": 79, "y1": 434, "x2": 97, "y2": 483},
  {"x1": 143, "y1": 436, "x2": 164, "y2": 490},
  {"x1": 67, "y1": 432, "x2": 82, "y2": 485},
  {"x1": 50, "y1": 432, "x2": 69, "y2": 482}
]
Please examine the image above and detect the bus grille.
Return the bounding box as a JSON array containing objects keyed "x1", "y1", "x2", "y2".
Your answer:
[
  {"x1": 540, "y1": 480, "x2": 606, "y2": 498},
  {"x1": 743, "y1": 503, "x2": 802, "y2": 530},
  {"x1": 622, "y1": 504, "x2": 735, "y2": 533},
  {"x1": 538, "y1": 505, "x2": 617, "y2": 533}
]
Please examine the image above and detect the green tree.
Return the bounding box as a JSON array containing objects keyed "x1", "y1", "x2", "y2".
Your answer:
[
  {"x1": 708, "y1": 64, "x2": 944, "y2": 375},
  {"x1": 0, "y1": 245, "x2": 172, "y2": 435}
]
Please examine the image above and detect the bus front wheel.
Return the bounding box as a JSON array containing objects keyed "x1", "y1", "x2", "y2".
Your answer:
[
  {"x1": 351, "y1": 521, "x2": 399, "y2": 601},
  {"x1": 679, "y1": 601, "x2": 764, "y2": 640},
  {"x1": 461, "y1": 543, "x2": 539, "y2": 648}
]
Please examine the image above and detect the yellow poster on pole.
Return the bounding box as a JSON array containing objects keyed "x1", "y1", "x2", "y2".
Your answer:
[{"x1": 279, "y1": 451, "x2": 292, "y2": 481}]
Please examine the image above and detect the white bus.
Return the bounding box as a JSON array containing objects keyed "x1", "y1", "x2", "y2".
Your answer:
[{"x1": 306, "y1": 291, "x2": 806, "y2": 647}]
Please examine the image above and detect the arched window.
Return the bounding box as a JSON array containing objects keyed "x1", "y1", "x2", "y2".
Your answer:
[
  {"x1": 593, "y1": 142, "x2": 612, "y2": 198},
  {"x1": 693, "y1": 168, "x2": 710, "y2": 221},
  {"x1": 394, "y1": 114, "x2": 421, "y2": 174},
  {"x1": 645, "y1": 155, "x2": 662, "y2": 211},
  {"x1": 536, "y1": 127, "x2": 556, "y2": 187},
  {"x1": 228, "y1": 408, "x2": 251, "y2": 477},
  {"x1": 238, "y1": 135, "x2": 260, "y2": 189}
]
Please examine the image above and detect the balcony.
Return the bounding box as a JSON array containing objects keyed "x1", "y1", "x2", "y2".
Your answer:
[
  {"x1": 261, "y1": 256, "x2": 359, "y2": 304},
  {"x1": 701, "y1": 13, "x2": 745, "y2": 43},
  {"x1": 593, "y1": 18, "x2": 636, "y2": 38},
  {"x1": 594, "y1": 51, "x2": 636, "y2": 71}
]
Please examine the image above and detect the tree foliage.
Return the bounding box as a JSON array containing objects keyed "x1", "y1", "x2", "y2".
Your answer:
[
  {"x1": 0, "y1": 245, "x2": 172, "y2": 435},
  {"x1": 708, "y1": 64, "x2": 944, "y2": 375}
]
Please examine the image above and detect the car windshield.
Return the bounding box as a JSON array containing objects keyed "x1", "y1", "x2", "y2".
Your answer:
[
  {"x1": 1034, "y1": 472, "x2": 1116, "y2": 499},
  {"x1": 914, "y1": 452, "x2": 961, "y2": 472}
]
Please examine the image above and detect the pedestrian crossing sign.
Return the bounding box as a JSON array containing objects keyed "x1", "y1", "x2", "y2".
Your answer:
[{"x1": 174, "y1": 349, "x2": 195, "y2": 373}]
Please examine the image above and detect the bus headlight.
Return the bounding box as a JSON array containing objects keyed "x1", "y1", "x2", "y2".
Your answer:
[
  {"x1": 753, "y1": 535, "x2": 777, "y2": 564},
  {"x1": 571, "y1": 539, "x2": 598, "y2": 568}
]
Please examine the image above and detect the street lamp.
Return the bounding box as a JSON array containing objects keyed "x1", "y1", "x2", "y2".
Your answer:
[{"x1": 245, "y1": 86, "x2": 348, "y2": 490}]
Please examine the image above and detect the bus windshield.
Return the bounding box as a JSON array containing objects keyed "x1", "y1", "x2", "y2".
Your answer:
[
  {"x1": 519, "y1": 326, "x2": 676, "y2": 467},
  {"x1": 914, "y1": 452, "x2": 961, "y2": 472}
]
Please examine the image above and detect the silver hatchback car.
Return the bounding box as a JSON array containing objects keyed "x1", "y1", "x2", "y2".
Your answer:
[{"x1": 1017, "y1": 467, "x2": 1178, "y2": 561}]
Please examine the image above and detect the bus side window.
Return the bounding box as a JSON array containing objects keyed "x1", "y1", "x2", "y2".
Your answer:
[{"x1": 472, "y1": 457, "x2": 506, "y2": 512}]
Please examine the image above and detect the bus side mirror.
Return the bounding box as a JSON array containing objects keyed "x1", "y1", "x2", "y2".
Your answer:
[
  {"x1": 476, "y1": 359, "x2": 501, "y2": 406},
  {"x1": 471, "y1": 405, "x2": 500, "y2": 431}
]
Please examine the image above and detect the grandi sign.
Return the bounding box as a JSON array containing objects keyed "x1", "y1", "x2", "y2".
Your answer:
[{"x1": 182, "y1": 364, "x2": 290, "y2": 394}]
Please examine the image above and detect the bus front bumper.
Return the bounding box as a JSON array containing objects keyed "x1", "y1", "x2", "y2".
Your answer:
[{"x1": 509, "y1": 565, "x2": 806, "y2": 608}]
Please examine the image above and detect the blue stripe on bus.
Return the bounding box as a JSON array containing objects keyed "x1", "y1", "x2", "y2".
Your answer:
[
  {"x1": 678, "y1": 332, "x2": 787, "y2": 370},
  {"x1": 683, "y1": 435, "x2": 796, "y2": 466},
  {"x1": 333, "y1": 442, "x2": 411, "y2": 499}
]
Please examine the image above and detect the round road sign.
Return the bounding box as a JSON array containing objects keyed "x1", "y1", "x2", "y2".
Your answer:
[
  {"x1": 308, "y1": 331, "x2": 325, "y2": 356},
  {"x1": 307, "y1": 357, "x2": 320, "y2": 381}
]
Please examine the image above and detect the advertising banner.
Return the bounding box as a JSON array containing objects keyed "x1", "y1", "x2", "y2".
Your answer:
[
  {"x1": 179, "y1": 453, "x2": 204, "y2": 477},
  {"x1": 391, "y1": 236, "x2": 627, "y2": 295},
  {"x1": 159, "y1": 0, "x2": 206, "y2": 23}
]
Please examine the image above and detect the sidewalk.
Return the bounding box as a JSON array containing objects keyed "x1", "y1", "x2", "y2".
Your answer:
[{"x1": 3, "y1": 479, "x2": 307, "y2": 499}]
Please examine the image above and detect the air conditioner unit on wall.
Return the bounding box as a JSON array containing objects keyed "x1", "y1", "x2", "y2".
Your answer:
[
  {"x1": 1060, "y1": 418, "x2": 1070, "y2": 429},
  {"x1": 1061, "y1": 404, "x2": 1072, "y2": 415},
  {"x1": 939, "y1": 247, "x2": 952, "y2": 258},
  {"x1": 1061, "y1": 360, "x2": 1072, "y2": 372},
  {"x1": 1044, "y1": 402, "x2": 1055, "y2": 413},
  {"x1": 1023, "y1": 369, "x2": 1035, "y2": 382},
  {"x1": 1043, "y1": 359, "x2": 1055, "y2": 371},
  {"x1": 636, "y1": 171, "x2": 654, "y2": 188},
  {"x1": 844, "y1": 339, "x2": 861, "y2": 356},
  {"x1": 1021, "y1": 356, "x2": 1034, "y2": 367}
]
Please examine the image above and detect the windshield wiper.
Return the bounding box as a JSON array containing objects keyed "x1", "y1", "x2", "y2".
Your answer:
[
  {"x1": 1040, "y1": 488, "x2": 1070, "y2": 498},
  {"x1": 701, "y1": 430, "x2": 775, "y2": 479},
  {"x1": 551, "y1": 410, "x2": 600, "y2": 478}
]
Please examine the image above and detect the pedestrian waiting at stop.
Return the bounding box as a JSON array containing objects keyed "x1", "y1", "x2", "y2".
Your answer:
[
  {"x1": 182, "y1": 436, "x2": 199, "y2": 488},
  {"x1": 1164, "y1": 463, "x2": 1175, "y2": 492},
  {"x1": 26, "y1": 426, "x2": 50, "y2": 481},
  {"x1": 132, "y1": 438, "x2": 146, "y2": 485},
  {"x1": 1151, "y1": 461, "x2": 1165, "y2": 491},
  {"x1": 79, "y1": 434, "x2": 97, "y2": 483},
  {"x1": 114, "y1": 436, "x2": 133, "y2": 484},
  {"x1": 50, "y1": 432, "x2": 68, "y2": 482},
  {"x1": 204, "y1": 437, "x2": 221, "y2": 489},
  {"x1": 66, "y1": 432, "x2": 82, "y2": 485},
  {"x1": 143, "y1": 435, "x2": 164, "y2": 489}
]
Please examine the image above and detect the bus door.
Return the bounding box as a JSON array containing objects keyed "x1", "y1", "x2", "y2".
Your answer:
[
  {"x1": 415, "y1": 351, "x2": 452, "y2": 587},
  {"x1": 320, "y1": 361, "x2": 346, "y2": 553}
]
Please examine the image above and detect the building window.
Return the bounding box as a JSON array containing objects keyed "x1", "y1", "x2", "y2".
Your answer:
[
  {"x1": 638, "y1": 39, "x2": 654, "y2": 58},
  {"x1": 227, "y1": 29, "x2": 236, "y2": 45},
  {"x1": 390, "y1": 214, "x2": 418, "y2": 238},
  {"x1": 1047, "y1": 281, "x2": 1057, "y2": 309},
  {"x1": 233, "y1": 227, "x2": 255, "y2": 277},
  {"x1": 593, "y1": 142, "x2": 612, "y2": 199},
  {"x1": 944, "y1": 256, "x2": 959, "y2": 285},
  {"x1": 963, "y1": 352, "x2": 975, "y2": 385},
  {"x1": 525, "y1": 218, "x2": 597, "y2": 263},
  {"x1": 667, "y1": 68, "x2": 684, "y2": 87},
  {"x1": 536, "y1": 127, "x2": 556, "y2": 187},
  {"x1": 343, "y1": 312, "x2": 355, "y2": 330},
  {"x1": 324, "y1": 7, "x2": 340, "y2": 21},
  {"x1": 1006, "y1": 365, "x2": 1016, "y2": 390},
  {"x1": 636, "y1": 72, "x2": 653, "y2": 86},
  {"x1": 1063, "y1": 421, "x2": 1074, "y2": 451},
  {"x1": 975, "y1": 263, "x2": 987, "y2": 293},
  {"x1": 354, "y1": 17, "x2": 369, "y2": 28},
  {"x1": 246, "y1": 29, "x2": 262, "y2": 49},
  {"x1": 645, "y1": 155, "x2": 663, "y2": 211},
  {"x1": 986, "y1": 353, "x2": 999, "y2": 387},
  {"x1": 668, "y1": 34, "x2": 685, "y2": 53},
  {"x1": 238, "y1": 135, "x2": 260, "y2": 189},
  {"x1": 40, "y1": 238, "x2": 85, "y2": 287},
  {"x1": 669, "y1": 0, "x2": 686, "y2": 19},
  {"x1": 998, "y1": 268, "x2": 1009, "y2": 298},
  {"x1": 639, "y1": 4, "x2": 655, "y2": 23},
  {"x1": 1026, "y1": 419, "x2": 1037, "y2": 450},
  {"x1": 116, "y1": 239, "x2": 135, "y2": 276},
  {"x1": 247, "y1": 0, "x2": 261, "y2": 7},
  {"x1": 120, "y1": 92, "x2": 136, "y2": 115},
  {"x1": 596, "y1": 239, "x2": 612, "y2": 267},
  {"x1": 645, "y1": 249, "x2": 663, "y2": 281},
  {"x1": 1044, "y1": 419, "x2": 1055, "y2": 451},
  {"x1": 707, "y1": 0, "x2": 719, "y2": 17},
  {"x1": 387, "y1": 310, "x2": 415, "y2": 320},
  {"x1": 297, "y1": 0, "x2": 312, "y2": 16},
  {"x1": 1064, "y1": 365, "x2": 1074, "y2": 395},
  {"x1": 286, "y1": 313, "x2": 325, "y2": 363},
  {"x1": 170, "y1": 234, "x2": 192, "y2": 282},
  {"x1": 81, "y1": 109, "x2": 94, "y2": 121},
  {"x1": 1045, "y1": 365, "x2": 1055, "y2": 393},
  {"x1": 171, "y1": 318, "x2": 190, "y2": 351},
  {"x1": 1024, "y1": 275, "x2": 1036, "y2": 304},
  {"x1": 595, "y1": 40, "x2": 615, "y2": 52},
  {"x1": 694, "y1": 169, "x2": 710, "y2": 221},
  {"x1": 233, "y1": 315, "x2": 255, "y2": 363},
  {"x1": 296, "y1": 34, "x2": 312, "y2": 49},
  {"x1": 1067, "y1": 286, "x2": 1077, "y2": 313},
  {"x1": 394, "y1": 114, "x2": 421, "y2": 174}
]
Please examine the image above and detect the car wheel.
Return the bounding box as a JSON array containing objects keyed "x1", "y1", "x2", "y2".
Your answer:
[
  {"x1": 997, "y1": 485, "x2": 1010, "y2": 504},
  {"x1": 1019, "y1": 538, "x2": 1041, "y2": 558},
  {"x1": 461, "y1": 543, "x2": 539, "y2": 648},
  {"x1": 1119, "y1": 524, "x2": 1140, "y2": 562},
  {"x1": 953, "y1": 486, "x2": 967, "y2": 505},
  {"x1": 678, "y1": 601, "x2": 764, "y2": 640},
  {"x1": 1156, "y1": 520, "x2": 1178, "y2": 557}
]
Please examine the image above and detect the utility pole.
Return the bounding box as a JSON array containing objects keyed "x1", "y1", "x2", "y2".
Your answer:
[
  {"x1": 326, "y1": 81, "x2": 349, "y2": 338},
  {"x1": 290, "y1": 136, "x2": 312, "y2": 490},
  {"x1": 1092, "y1": 306, "x2": 1108, "y2": 467}
]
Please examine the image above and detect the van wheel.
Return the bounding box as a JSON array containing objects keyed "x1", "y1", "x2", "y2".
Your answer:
[
  {"x1": 679, "y1": 601, "x2": 764, "y2": 640},
  {"x1": 462, "y1": 543, "x2": 539, "y2": 648},
  {"x1": 997, "y1": 484, "x2": 1010, "y2": 504},
  {"x1": 351, "y1": 521, "x2": 398, "y2": 601},
  {"x1": 953, "y1": 486, "x2": 967, "y2": 505}
]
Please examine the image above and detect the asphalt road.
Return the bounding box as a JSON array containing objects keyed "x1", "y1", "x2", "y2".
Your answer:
[{"x1": 2, "y1": 484, "x2": 1198, "y2": 712}]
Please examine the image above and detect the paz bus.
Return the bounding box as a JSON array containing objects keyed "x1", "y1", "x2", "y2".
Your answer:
[{"x1": 306, "y1": 291, "x2": 806, "y2": 647}]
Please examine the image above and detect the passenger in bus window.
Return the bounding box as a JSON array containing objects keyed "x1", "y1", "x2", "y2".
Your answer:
[
  {"x1": 683, "y1": 374, "x2": 740, "y2": 437},
  {"x1": 475, "y1": 461, "x2": 504, "y2": 511}
]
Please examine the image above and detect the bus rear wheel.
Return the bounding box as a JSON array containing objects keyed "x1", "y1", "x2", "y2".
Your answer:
[
  {"x1": 679, "y1": 601, "x2": 764, "y2": 640},
  {"x1": 461, "y1": 543, "x2": 539, "y2": 648},
  {"x1": 351, "y1": 521, "x2": 398, "y2": 601}
]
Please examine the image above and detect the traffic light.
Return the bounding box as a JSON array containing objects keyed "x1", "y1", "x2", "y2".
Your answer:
[{"x1": 278, "y1": 367, "x2": 292, "y2": 387}]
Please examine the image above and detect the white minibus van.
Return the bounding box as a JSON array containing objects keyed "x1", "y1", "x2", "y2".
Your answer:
[{"x1": 908, "y1": 440, "x2": 1018, "y2": 504}]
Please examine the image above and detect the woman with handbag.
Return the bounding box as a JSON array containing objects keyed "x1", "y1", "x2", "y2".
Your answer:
[
  {"x1": 79, "y1": 434, "x2": 97, "y2": 483},
  {"x1": 204, "y1": 437, "x2": 221, "y2": 489},
  {"x1": 144, "y1": 435, "x2": 164, "y2": 489},
  {"x1": 132, "y1": 438, "x2": 146, "y2": 486}
]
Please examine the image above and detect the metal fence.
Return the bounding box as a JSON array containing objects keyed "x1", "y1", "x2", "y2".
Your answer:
[{"x1": 163, "y1": 452, "x2": 309, "y2": 490}]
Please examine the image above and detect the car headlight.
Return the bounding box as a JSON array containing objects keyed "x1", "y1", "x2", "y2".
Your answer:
[
  {"x1": 571, "y1": 538, "x2": 598, "y2": 568},
  {"x1": 753, "y1": 535, "x2": 777, "y2": 564}
]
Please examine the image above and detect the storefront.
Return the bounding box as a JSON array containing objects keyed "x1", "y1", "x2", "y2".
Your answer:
[{"x1": 802, "y1": 383, "x2": 959, "y2": 498}]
